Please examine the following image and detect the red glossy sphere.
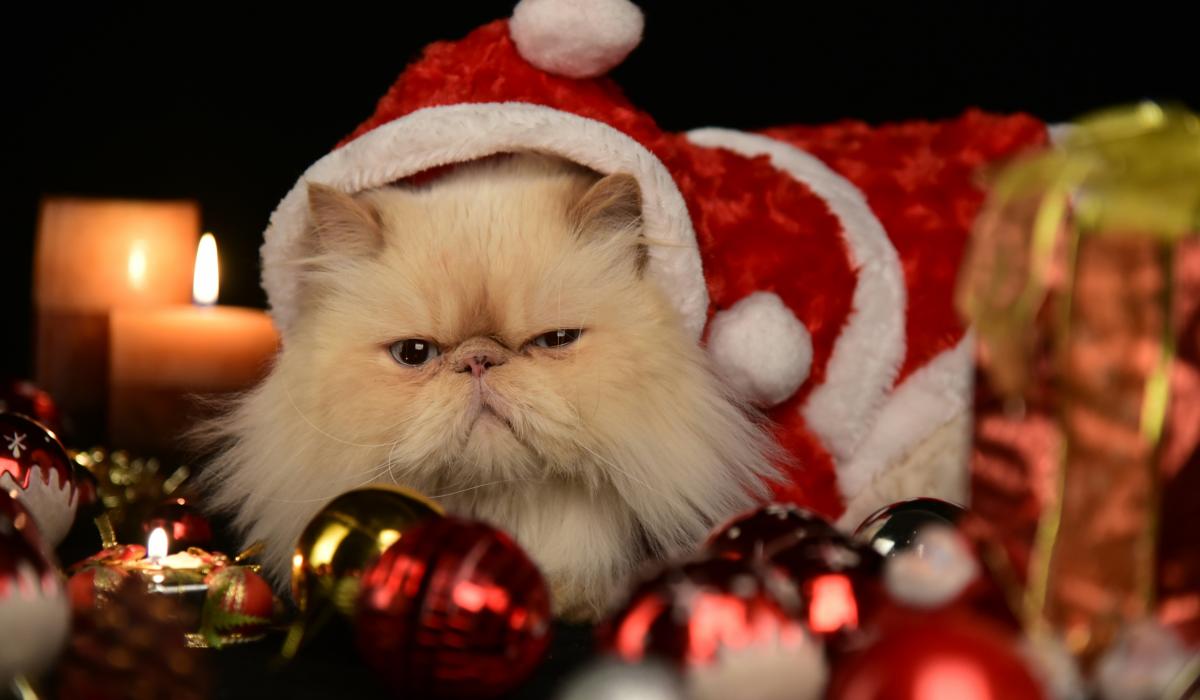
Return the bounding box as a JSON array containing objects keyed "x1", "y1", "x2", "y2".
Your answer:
[
  {"x1": 0, "y1": 412, "x2": 80, "y2": 546},
  {"x1": 827, "y1": 609, "x2": 1045, "y2": 700},
  {"x1": 355, "y1": 517, "x2": 552, "y2": 699},
  {"x1": 204, "y1": 566, "x2": 275, "y2": 636},
  {"x1": 706, "y1": 503, "x2": 840, "y2": 562},
  {"x1": 0, "y1": 379, "x2": 62, "y2": 434},
  {"x1": 600, "y1": 556, "x2": 808, "y2": 668}
]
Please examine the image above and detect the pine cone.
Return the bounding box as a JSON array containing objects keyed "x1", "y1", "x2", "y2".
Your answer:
[{"x1": 55, "y1": 578, "x2": 210, "y2": 700}]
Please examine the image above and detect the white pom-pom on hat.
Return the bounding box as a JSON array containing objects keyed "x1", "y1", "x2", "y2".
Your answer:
[
  {"x1": 707, "y1": 291, "x2": 813, "y2": 407},
  {"x1": 883, "y1": 525, "x2": 979, "y2": 609},
  {"x1": 510, "y1": 0, "x2": 644, "y2": 79}
]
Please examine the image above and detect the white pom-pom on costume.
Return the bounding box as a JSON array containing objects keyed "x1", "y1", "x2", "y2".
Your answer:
[
  {"x1": 707, "y1": 291, "x2": 813, "y2": 407},
  {"x1": 510, "y1": 0, "x2": 644, "y2": 79},
  {"x1": 883, "y1": 524, "x2": 979, "y2": 609}
]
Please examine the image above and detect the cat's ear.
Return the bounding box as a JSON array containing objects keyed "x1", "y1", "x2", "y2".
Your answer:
[
  {"x1": 306, "y1": 182, "x2": 384, "y2": 258},
  {"x1": 570, "y1": 173, "x2": 648, "y2": 273}
]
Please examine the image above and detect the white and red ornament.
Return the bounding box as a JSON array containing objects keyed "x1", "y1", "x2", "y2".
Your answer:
[
  {"x1": 0, "y1": 490, "x2": 69, "y2": 683},
  {"x1": 0, "y1": 412, "x2": 80, "y2": 547}
]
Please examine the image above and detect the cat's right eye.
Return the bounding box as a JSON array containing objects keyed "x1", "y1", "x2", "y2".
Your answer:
[{"x1": 388, "y1": 339, "x2": 441, "y2": 366}]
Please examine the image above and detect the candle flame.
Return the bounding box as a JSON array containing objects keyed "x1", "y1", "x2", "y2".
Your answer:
[
  {"x1": 193, "y1": 233, "x2": 219, "y2": 306},
  {"x1": 148, "y1": 526, "x2": 169, "y2": 560},
  {"x1": 128, "y1": 241, "x2": 148, "y2": 290}
]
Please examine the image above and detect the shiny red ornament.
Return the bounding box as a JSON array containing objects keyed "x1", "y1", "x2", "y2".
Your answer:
[
  {"x1": 854, "y1": 497, "x2": 967, "y2": 557},
  {"x1": 142, "y1": 497, "x2": 214, "y2": 550},
  {"x1": 827, "y1": 609, "x2": 1045, "y2": 700},
  {"x1": 0, "y1": 412, "x2": 80, "y2": 546},
  {"x1": 0, "y1": 379, "x2": 62, "y2": 434},
  {"x1": 766, "y1": 532, "x2": 883, "y2": 641},
  {"x1": 600, "y1": 556, "x2": 808, "y2": 669},
  {"x1": 706, "y1": 503, "x2": 839, "y2": 562},
  {"x1": 355, "y1": 516, "x2": 552, "y2": 699}
]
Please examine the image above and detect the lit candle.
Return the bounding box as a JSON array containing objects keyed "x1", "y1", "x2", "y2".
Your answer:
[
  {"x1": 108, "y1": 234, "x2": 279, "y2": 456},
  {"x1": 33, "y1": 197, "x2": 200, "y2": 441}
]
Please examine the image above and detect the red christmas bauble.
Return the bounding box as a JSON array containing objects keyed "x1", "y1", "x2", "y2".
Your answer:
[
  {"x1": 0, "y1": 379, "x2": 62, "y2": 434},
  {"x1": 766, "y1": 531, "x2": 883, "y2": 641},
  {"x1": 706, "y1": 503, "x2": 840, "y2": 562},
  {"x1": 355, "y1": 517, "x2": 552, "y2": 699},
  {"x1": 0, "y1": 489, "x2": 69, "y2": 680},
  {"x1": 827, "y1": 609, "x2": 1045, "y2": 700},
  {"x1": 142, "y1": 497, "x2": 214, "y2": 550},
  {"x1": 854, "y1": 497, "x2": 967, "y2": 557},
  {"x1": 600, "y1": 556, "x2": 808, "y2": 668},
  {"x1": 204, "y1": 566, "x2": 274, "y2": 638},
  {"x1": 0, "y1": 412, "x2": 80, "y2": 546}
]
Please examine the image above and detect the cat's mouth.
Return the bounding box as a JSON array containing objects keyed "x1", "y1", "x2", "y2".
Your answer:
[{"x1": 469, "y1": 400, "x2": 516, "y2": 435}]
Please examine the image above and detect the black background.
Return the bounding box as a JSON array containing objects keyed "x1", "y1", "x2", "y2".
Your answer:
[
  {"x1": 3, "y1": 1, "x2": 1198, "y2": 377},
  {"x1": 6, "y1": 2, "x2": 1198, "y2": 697}
]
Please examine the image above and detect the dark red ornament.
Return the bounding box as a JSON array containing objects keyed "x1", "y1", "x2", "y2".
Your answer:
[
  {"x1": 599, "y1": 556, "x2": 808, "y2": 668},
  {"x1": 66, "y1": 564, "x2": 129, "y2": 612},
  {"x1": 0, "y1": 411, "x2": 80, "y2": 546},
  {"x1": 203, "y1": 566, "x2": 274, "y2": 638},
  {"x1": 142, "y1": 497, "x2": 214, "y2": 550},
  {"x1": 854, "y1": 497, "x2": 967, "y2": 557},
  {"x1": 766, "y1": 531, "x2": 883, "y2": 642},
  {"x1": 0, "y1": 379, "x2": 62, "y2": 434},
  {"x1": 355, "y1": 516, "x2": 552, "y2": 699},
  {"x1": 706, "y1": 503, "x2": 839, "y2": 562},
  {"x1": 826, "y1": 608, "x2": 1045, "y2": 700}
]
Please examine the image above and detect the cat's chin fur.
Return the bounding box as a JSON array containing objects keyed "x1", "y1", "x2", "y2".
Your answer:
[{"x1": 200, "y1": 154, "x2": 781, "y2": 621}]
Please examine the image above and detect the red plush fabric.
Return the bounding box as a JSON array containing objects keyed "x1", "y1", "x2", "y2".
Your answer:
[{"x1": 763, "y1": 112, "x2": 1048, "y2": 383}]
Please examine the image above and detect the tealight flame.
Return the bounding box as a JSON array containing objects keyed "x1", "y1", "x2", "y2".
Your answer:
[
  {"x1": 193, "y1": 233, "x2": 219, "y2": 306},
  {"x1": 128, "y1": 240, "x2": 148, "y2": 290},
  {"x1": 147, "y1": 526, "x2": 169, "y2": 561}
]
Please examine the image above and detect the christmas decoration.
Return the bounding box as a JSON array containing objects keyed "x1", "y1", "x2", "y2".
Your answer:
[
  {"x1": 1093, "y1": 620, "x2": 1199, "y2": 700},
  {"x1": 854, "y1": 497, "x2": 967, "y2": 557},
  {"x1": 195, "y1": 566, "x2": 274, "y2": 648},
  {"x1": 0, "y1": 490, "x2": 69, "y2": 684},
  {"x1": 253, "y1": 0, "x2": 1049, "y2": 525},
  {"x1": 766, "y1": 531, "x2": 882, "y2": 640},
  {"x1": 355, "y1": 516, "x2": 552, "y2": 699},
  {"x1": 882, "y1": 524, "x2": 980, "y2": 609},
  {"x1": 555, "y1": 660, "x2": 685, "y2": 700},
  {"x1": 959, "y1": 102, "x2": 1200, "y2": 658},
  {"x1": 141, "y1": 497, "x2": 212, "y2": 550},
  {"x1": 292, "y1": 485, "x2": 442, "y2": 618},
  {"x1": 69, "y1": 446, "x2": 194, "y2": 546},
  {"x1": 706, "y1": 503, "x2": 839, "y2": 562},
  {"x1": 600, "y1": 557, "x2": 808, "y2": 668},
  {"x1": 66, "y1": 563, "x2": 129, "y2": 612},
  {"x1": 826, "y1": 610, "x2": 1046, "y2": 700},
  {"x1": 55, "y1": 577, "x2": 210, "y2": 700},
  {"x1": 0, "y1": 379, "x2": 62, "y2": 434},
  {"x1": 0, "y1": 411, "x2": 80, "y2": 547}
]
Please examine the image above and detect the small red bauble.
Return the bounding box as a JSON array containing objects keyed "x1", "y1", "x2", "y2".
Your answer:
[
  {"x1": 203, "y1": 566, "x2": 274, "y2": 638},
  {"x1": 854, "y1": 497, "x2": 967, "y2": 557},
  {"x1": 66, "y1": 564, "x2": 129, "y2": 612},
  {"x1": 0, "y1": 412, "x2": 80, "y2": 546},
  {"x1": 599, "y1": 556, "x2": 808, "y2": 668},
  {"x1": 0, "y1": 379, "x2": 62, "y2": 434},
  {"x1": 827, "y1": 609, "x2": 1045, "y2": 700},
  {"x1": 706, "y1": 503, "x2": 839, "y2": 562},
  {"x1": 765, "y1": 531, "x2": 883, "y2": 640},
  {"x1": 142, "y1": 497, "x2": 214, "y2": 550},
  {"x1": 355, "y1": 516, "x2": 552, "y2": 699}
]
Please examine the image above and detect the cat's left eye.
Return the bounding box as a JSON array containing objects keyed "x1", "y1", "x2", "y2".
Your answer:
[{"x1": 532, "y1": 329, "x2": 583, "y2": 349}]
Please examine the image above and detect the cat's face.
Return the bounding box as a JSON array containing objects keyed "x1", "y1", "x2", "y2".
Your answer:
[{"x1": 289, "y1": 157, "x2": 680, "y2": 492}]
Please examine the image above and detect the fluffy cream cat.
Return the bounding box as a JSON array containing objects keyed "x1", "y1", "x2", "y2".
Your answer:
[{"x1": 203, "y1": 154, "x2": 779, "y2": 620}]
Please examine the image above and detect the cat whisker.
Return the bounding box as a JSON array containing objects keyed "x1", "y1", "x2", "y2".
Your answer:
[
  {"x1": 429, "y1": 478, "x2": 545, "y2": 500},
  {"x1": 572, "y1": 439, "x2": 671, "y2": 500},
  {"x1": 283, "y1": 381, "x2": 402, "y2": 448}
]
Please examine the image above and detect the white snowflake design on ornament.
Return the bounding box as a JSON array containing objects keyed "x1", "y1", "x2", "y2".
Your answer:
[{"x1": 4, "y1": 433, "x2": 26, "y2": 458}]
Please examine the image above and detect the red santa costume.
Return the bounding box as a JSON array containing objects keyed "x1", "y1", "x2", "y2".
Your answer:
[{"x1": 257, "y1": 0, "x2": 1048, "y2": 527}]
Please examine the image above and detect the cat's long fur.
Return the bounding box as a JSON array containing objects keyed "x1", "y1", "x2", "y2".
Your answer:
[{"x1": 201, "y1": 154, "x2": 780, "y2": 619}]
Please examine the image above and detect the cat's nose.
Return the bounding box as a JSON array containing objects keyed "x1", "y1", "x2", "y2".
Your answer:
[{"x1": 460, "y1": 353, "x2": 506, "y2": 377}]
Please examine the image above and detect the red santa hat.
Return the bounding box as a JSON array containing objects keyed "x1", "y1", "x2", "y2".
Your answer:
[{"x1": 259, "y1": 0, "x2": 1047, "y2": 521}]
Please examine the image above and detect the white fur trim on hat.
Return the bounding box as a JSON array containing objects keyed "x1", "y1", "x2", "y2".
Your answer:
[
  {"x1": 261, "y1": 103, "x2": 707, "y2": 341},
  {"x1": 708, "y1": 291, "x2": 813, "y2": 407},
  {"x1": 510, "y1": 0, "x2": 644, "y2": 79},
  {"x1": 686, "y1": 128, "x2": 906, "y2": 461}
]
